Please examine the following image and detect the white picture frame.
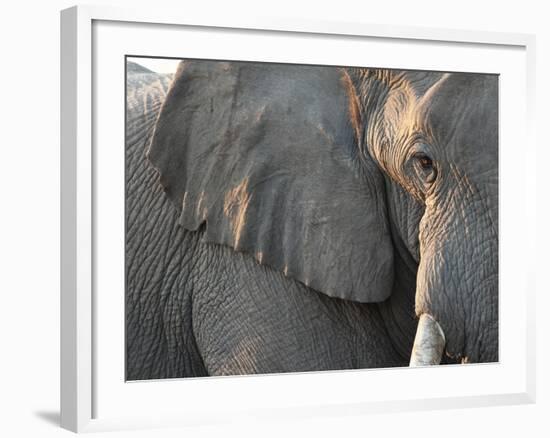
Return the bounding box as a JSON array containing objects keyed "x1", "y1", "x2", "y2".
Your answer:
[{"x1": 60, "y1": 4, "x2": 537, "y2": 433}]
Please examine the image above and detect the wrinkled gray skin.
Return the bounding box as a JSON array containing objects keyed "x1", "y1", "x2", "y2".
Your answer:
[{"x1": 126, "y1": 60, "x2": 497, "y2": 380}]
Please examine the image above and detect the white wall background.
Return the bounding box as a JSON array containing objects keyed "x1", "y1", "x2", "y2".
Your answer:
[{"x1": 0, "y1": 1, "x2": 547, "y2": 436}]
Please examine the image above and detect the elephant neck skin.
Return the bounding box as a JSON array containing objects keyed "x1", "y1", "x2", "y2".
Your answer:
[{"x1": 377, "y1": 177, "x2": 423, "y2": 360}]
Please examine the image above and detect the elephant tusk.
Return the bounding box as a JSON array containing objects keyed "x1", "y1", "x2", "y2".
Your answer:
[{"x1": 409, "y1": 314, "x2": 446, "y2": 367}]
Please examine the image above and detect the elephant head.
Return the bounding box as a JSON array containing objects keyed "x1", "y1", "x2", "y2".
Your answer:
[{"x1": 148, "y1": 61, "x2": 498, "y2": 366}]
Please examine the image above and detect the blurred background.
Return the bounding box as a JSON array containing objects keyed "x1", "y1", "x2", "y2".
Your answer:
[{"x1": 128, "y1": 56, "x2": 181, "y2": 74}]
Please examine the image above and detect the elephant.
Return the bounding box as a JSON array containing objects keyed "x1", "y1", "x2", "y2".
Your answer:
[{"x1": 125, "y1": 59, "x2": 498, "y2": 380}]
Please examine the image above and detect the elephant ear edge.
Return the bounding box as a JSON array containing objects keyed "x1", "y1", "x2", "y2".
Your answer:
[{"x1": 147, "y1": 60, "x2": 394, "y2": 303}]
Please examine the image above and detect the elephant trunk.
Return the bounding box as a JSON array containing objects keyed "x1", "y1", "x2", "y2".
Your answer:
[{"x1": 409, "y1": 314, "x2": 446, "y2": 366}]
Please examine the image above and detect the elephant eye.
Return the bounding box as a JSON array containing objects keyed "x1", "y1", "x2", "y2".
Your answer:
[
  {"x1": 412, "y1": 152, "x2": 437, "y2": 184},
  {"x1": 418, "y1": 155, "x2": 433, "y2": 169}
]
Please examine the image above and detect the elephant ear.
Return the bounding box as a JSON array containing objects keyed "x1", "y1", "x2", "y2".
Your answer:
[{"x1": 148, "y1": 60, "x2": 394, "y2": 302}]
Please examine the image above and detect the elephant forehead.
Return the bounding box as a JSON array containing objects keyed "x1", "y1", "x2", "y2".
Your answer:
[
  {"x1": 379, "y1": 72, "x2": 448, "y2": 143},
  {"x1": 420, "y1": 73, "x2": 499, "y2": 173}
]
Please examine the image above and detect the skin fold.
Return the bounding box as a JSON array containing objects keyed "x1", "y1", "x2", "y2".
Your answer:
[{"x1": 126, "y1": 60, "x2": 498, "y2": 379}]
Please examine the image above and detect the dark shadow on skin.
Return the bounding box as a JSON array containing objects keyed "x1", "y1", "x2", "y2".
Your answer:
[{"x1": 34, "y1": 410, "x2": 59, "y2": 427}]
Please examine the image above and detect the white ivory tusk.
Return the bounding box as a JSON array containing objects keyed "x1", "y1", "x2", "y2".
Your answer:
[{"x1": 409, "y1": 313, "x2": 446, "y2": 367}]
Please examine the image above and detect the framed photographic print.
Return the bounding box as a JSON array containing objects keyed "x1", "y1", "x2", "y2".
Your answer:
[{"x1": 60, "y1": 5, "x2": 536, "y2": 433}]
